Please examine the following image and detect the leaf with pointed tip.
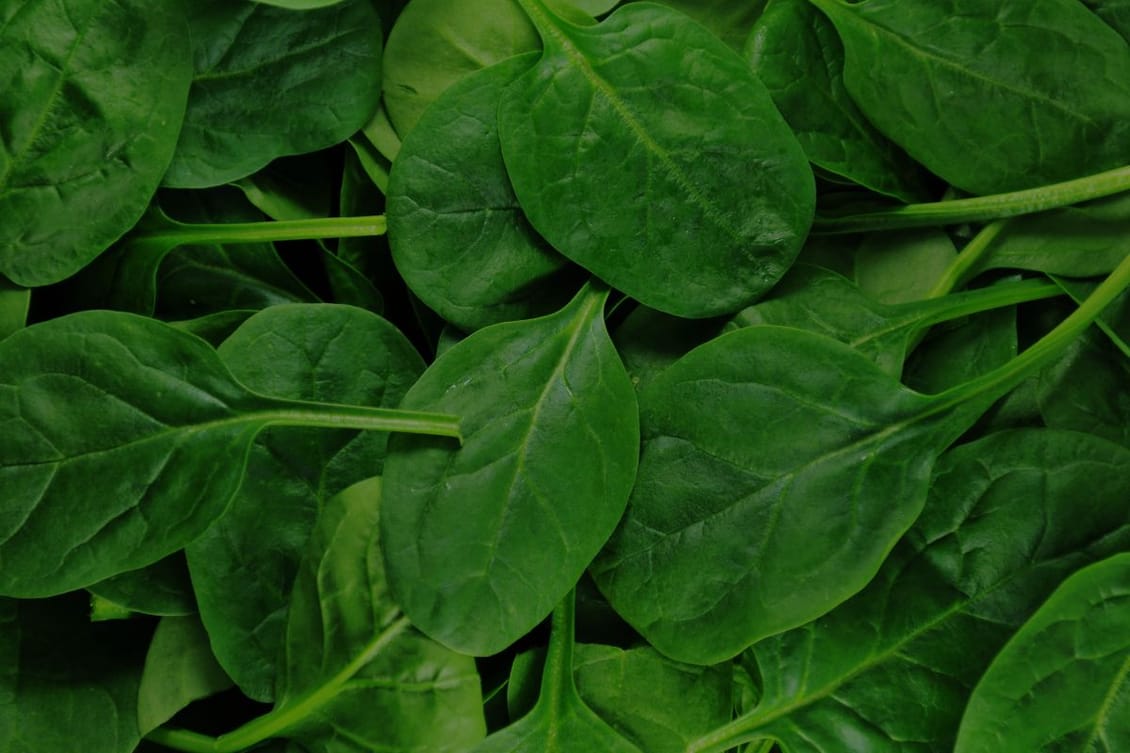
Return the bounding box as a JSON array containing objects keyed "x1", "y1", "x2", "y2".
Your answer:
[
  {"x1": 382, "y1": 284, "x2": 639, "y2": 655},
  {"x1": 87, "y1": 555, "x2": 196, "y2": 618},
  {"x1": 498, "y1": 0, "x2": 813, "y2": 317},
  {"x1": 137, "y1": 615, "x2": 233, "y2": 735}
]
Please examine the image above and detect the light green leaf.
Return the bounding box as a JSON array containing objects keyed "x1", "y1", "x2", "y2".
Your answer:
[{"x1": 138, "y1": 615, "x2": 233, "y2": 735}]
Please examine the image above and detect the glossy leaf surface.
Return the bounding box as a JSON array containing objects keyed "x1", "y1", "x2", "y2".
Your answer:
[
  {"x1": 593, "y1": 326, "x2": 990, "y2": 663},
  {"x1": 499, "y1": 0, "x2": 814, "y2": 317},
  {"x1": 188, "y1": 304, "x2": 425, "y2": 701},
  {"x1": 165, "y1": 0, "x2": 382, "y2": 187},
  {"x1": 0, "y1": 0, "x2": 191, "y2": 286},
  {"x1": 811, "y1": 0, "x2": 1130, "y2": 194},
  {"x1": 689, "y1": 429, "x2": 1130, "y2": 753},
  {"x1": 382, "y1": 285, "x2": 639, "y2": 655},
  {"x1": 388, "y1": 54, "x2": 578, "y2": 331},
  {"x1": 955, "y1": 553, "x2": 1130, "y2": 753}
]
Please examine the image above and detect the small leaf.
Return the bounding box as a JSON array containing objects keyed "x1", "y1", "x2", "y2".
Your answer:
[{"x1": 138, "y1": 615, "x2": 233, "y2": 735}]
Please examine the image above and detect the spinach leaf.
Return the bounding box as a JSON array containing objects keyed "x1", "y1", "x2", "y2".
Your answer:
[
  {"x1": 955, "y1": 552, "x2": 1130, "y2": 753},
  {"x1": 0, "y1": 278, "x2": 29, "y2": 341},
  {"x1": 230, "y1": 156, "x2": 335, "y2": 222},
  {"x1": 810, "y1": 0, "x2": 1130, "y2": 194},
  {"x1": 164, "y1": 0, "x2": 382, "y2": 187},
  {"x1": 498, "y1": 0, "x2": 814, "y2": 317},
  {"x1": 187, "y1": 303, "x2": 425, "y2": 701},
  {"x1": 470, "y1": 594, "x2": 643, "y2": 753},
  {"x1": 0, "y1": 0, "x2": 192, "y2": 286},
  {"x1": 1084, "y1": 0, "x2": 1130, "y2": 42},
  {"x1": 1038, "y1": 329, "x2": 1130, "y2": 448},
  {"x1": 387, "y1": 53, "x2": 580, "y2": 331},
  {"x1": 902, "y1": 308, "x2": 1017, "y2": 394},
  {"x1": 634, "y1": 0, "x2": 766, "y2": 50},
  {"x1": 206, "y1": 477, "x2": 486, "y2": 753},
  {"x1": 747, "y1": 0, "x2": 930, "y2": 201},
  {"x1": 0, "y1": 595, "x2": 150, "y2": 753},
  {"x1": 688, "y1": 429, "x2": 1130, "y2": 753},
  {"x1": 87, "y1": 555, "x2": 197, "y2": 618},
  {"x1": 381, "y1": 284, "x2": 638, "y2": 655},
  {"x1": 137, "y1": 615, "x2": 233, "y2": 735},
  {"x1": 852, "y1": 228, "x2": 955, "y2": 304},
  {"x1": 0, "y1": 311, "x2": 458, "y2": 597}
]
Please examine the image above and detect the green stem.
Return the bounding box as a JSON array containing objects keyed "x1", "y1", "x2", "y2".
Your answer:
[
  {"x1": 927, "y1": 219, "x2": 1009, "y2": 297},
  {"x1": 144, "y1": 727, "x2": 221, "y2": 753},
  {"x1": 536, "y1": 590, "x2": 578, "y2": 716},
  {"x1": 142, "y1": 215, "x2": 387, "y2": 246},
  {"x1": 260, "y1": 397, "x2": 462, "y2": 442},
  {"x1": 815, "y1": 164, "x2": 1130, "y2": 234},
  {"x1": 903, "y1": 278, "x2": 1062, "y2": 332},
  {"x1": 927, "y1": 248, "x2": 1130, "y2": 413}
]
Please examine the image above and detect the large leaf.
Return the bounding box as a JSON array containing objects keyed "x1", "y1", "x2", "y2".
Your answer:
[
  {"x1": 688, "y1": 429, "x2": 1130, "y2": 753},
  {"x1": 0, "y1": 595, "x2": 149, "y2": 753},
  {"x1": 470, "y1": 595, "x2": 642, "y2": 753},
  {"x1": 747, "y1": 0, "x2": 929, "y2": 201},
  {"x1": 382, "y1": 284, "x2": 639, "y2": 655},
  {"x1": 498, "y1": 0, "x2": 814, "y2": 317},
  {"x1": 213, "y1": 477, "x2": 486, "y2": 753},
  {"x1": 164, "y1": 0, "x2": 382, "y2": 187},
  {"x1": 187, "y1": 304, "x2": 425, "y2": 701},
  {"x1": 387, "y1": 53, "x2": 579, "y2": 331},
  {"x1": 810, "y1": 0, "x2": 1130, "y2": 194},
  {"x1": 592, "y1": 326, "x2": 995, "y2": 664},
  {"x1": 0, "y1": 311, "x2": 457, "y2": 597},
  {"x1": 955, "y1": 553, "x2": 1130, "y2": 753},
  {"x1": 0, "y1": 0, "x2": 192, "y2": 286}
]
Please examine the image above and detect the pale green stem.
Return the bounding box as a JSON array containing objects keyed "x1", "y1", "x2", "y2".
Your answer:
[
  {"x1": 142, "y1": 215, "x2": 386, "y2": 246},
  {"x1": 816, "y1": 164, "x2": 1130, "y2": 233},
  {"x1": 260, "y1": 397, "x2": 462, "y2": 442},
  {"x1": 144, "y1": 727, "x2": 222, "y2": 753},
  {"x1": 927, "y1": 219, "x2": 1009, "y2": 297},
  {"x1": 537, "y1": 590, "x2": 578, "y2": 716}
]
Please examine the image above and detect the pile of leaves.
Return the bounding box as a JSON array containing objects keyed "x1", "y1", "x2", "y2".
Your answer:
[{"x1": 2, "y1": 0, "x2": 1128, "y2": 752}]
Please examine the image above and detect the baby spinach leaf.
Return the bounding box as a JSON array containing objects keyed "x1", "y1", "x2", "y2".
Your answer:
[
  {"x1": 382, "y1": 284, "x2": 638, "y2": 655},
  {"x1": 0, "y1": 594, "x2": 149, "y2": 753},
  {"x1": 747, "y1": 0, "x2": 930, "y2": 202},
  {"x1": 164, "y1": 0, "x2": 383, "y2": 187},
  {"x1": 498, "y1": 0, "x2": 814, "y2": 317},
  {"x1": 688, "y1": 429, "x2": 1130, "y2": 753},
  {"x1": 591, "y1": 325, "x2": 986, "y2": 664},
  {"x1": 168, "y1": 310, "x2": 257, "y2": 347},
  {"x1": 188, "y1": 304, "x2": 425, "y2": 701},
  {"x1": 0, "y1": 0, "x2": 192, "y2": 286},
  {"x1": 382, "y1": 0, "x2": 541, "y2": 136},
  {"x1": 0, "y1": 311, "x2": 458, "y2": 597},
  {"x1": 852, "y1": 229, "x2": 955, "y2": 304},
  {"x1": 810, "y1": 0, "x2": 1130, "y2": 194},
  {"x1": 613, "y1": 306, "x2": 726, "y2": 393},
  {"x1": 230, "y1": 156, "x2": 335, "y2": 222},
  {"x1": 0, "y1": 278, "x2": 28, "y2": 341},
  {"x1": 87, "y1": 555, "x2": 197, "y2": 618},
  {"x1": 1037, "y1": 329, "x2": 1130, "y2": 448},
  {"x1": 388, "y1": 53, "x2": 581, "y2": 331},
  {"x1": 955, "y1": 552, "x2": 1130, "y2": 753},
  {"x1": 137, "y1": 615, "x2": 233, "y2": 735},
  {"x1": 211, "y1": 477, "x2": 486, "y2": 753},
  {"x1": 470, "y1": 594, "x2": 643, "y2": 753},
  {"x1": 902, "y1": 308, "x2": 1017, "y2": 394},
  {"x1": 634, "y1": 0, "x2": 766, "y2": 50}
]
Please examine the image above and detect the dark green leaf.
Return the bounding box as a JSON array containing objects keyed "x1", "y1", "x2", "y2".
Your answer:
[
  {"x1": 811, "y1": 0, "x2": 1130, "y2": 194},
  {"x1": 902, "y1": 308, "x2": 1017, "y2": 394},
  {"x1": 634, "y1": 0, "x2": 766, "y2": 50},
  {"x1": 165, "y1": 0, "x2": 382, "y2": 187},
  {"x1": 382, "y1": 284, "x2": 639, "y2": 655},
  {"x1": 747, "y1": 0, "x2": 930, "y2": 201},
  {"x1": 853, "y1": 229, "x2": 955, "y2": 304},
  {"x1": 1083, "y1": 0, "x2": 1130, "y2": 42},
  {"x1": 1038, "y1": 329, "x2": 1130, "y2": 448},
  {"x1": 0, "y1": 277, "x2": 29, "y2": 341},
  {"x1": 955, "y1": 553, "x2": 1130, "y2": 753},
  {"x1": 137, "y1": 615, "x2": 233, "y2": 735},
  {"x1": 230, "y1": 156, "x2": 335, "y2": 221},
  {"x1": 498, "y1": 0, "x2": 814, "y2": 317},
  {"x1": 188, "y1": 304, "x2": 424, "y2": 701},
  {"x1": 87, "y1": 555, "x2": 197, "y2": 618},
  {"x1": 0, "y1": 0, "x2": 192, "y2": 286}
]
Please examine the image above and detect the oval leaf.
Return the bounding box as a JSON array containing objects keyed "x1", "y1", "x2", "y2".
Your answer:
[
  {"x1": 498, "y1": 1, "x2": 814, "y2": 317},
  {"x1": 381, "y1": 284, "x2": 639, "y2": 655}
]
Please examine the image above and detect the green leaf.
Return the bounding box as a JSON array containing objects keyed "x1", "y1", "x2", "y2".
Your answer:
[
  {"x1": 188, "y1": 304, "x2": 425, "y2": 701},
  {"x1": 165, "y1": 0, "x2": 382, "y2": 187},
  {"x1": 498, "y1": 0, "x2": 814, "y2": 317},
  {"x1": 388, "y1": 53, "x2": 580, "y2": 331},
  {"x1": 382, "y1": 0, "x2": 540, "y2": 137},
  {"x1": 1038, "y1": 329, "x2": 1130, "y2": 448},
  {"x1": 902, "y1": 307, "x2": 1017, "y2": 394},
  {"x1": 382, "y1": 284, "x2": 639, "y2": 655},
  {"x1": 1084, "y1": 0, "x2": 1130, "y2": 43},
  {"x1": 853, "y1": 229, "x2": 956, "y2": 304},
  {"x1": 230, "y1": 156, "x2": 335, "y2": 221},
  {"x1": 955, "y1": 553, "x2": 1130, "y2": 753},
  {"x1": 0, "y1": 277, "x2": 29, "y2": 341},
  {"x1": 138, "y1": 615, "x2": 233, "y2": 735},
  {"x1": 168, "y1": 310, "x2": 257, "y2": 347},
  {"x1": 0, "y1": 0, "x2": 192, "y2": 286},
  {"x1": 632, "y1": 0, "x2": 767, "y2": 50},
  {"x1": 0, "y1": 595, "x2": 149, "y2": 753},
  {"x1": 88, "y1": 555, "x2": 197, "y2": 618},
  {"x1": 592, "y1": 326, "x2": 994, "y2": 664},
  {"x1": 613, "y1": 306, "x2": 726, "y2": 393},
  {"x1": 688, "y1": 429, "x2": 1130, "y2": 753},
  {"x1": 212, "y1": 477, "x2": 486, "y2": 753},
  {"x1": 469, "y1": 595, "x2": 643, "y2": 753},
  {"x1": 747, "y1": 0, "x2": 930, "y2": 201},
  {"x1": 0, "y1": 311, "x2": 459, "y2": 597},
  {"x1": 810, "y1": 0, "x2": 1130, "y2": 194}
]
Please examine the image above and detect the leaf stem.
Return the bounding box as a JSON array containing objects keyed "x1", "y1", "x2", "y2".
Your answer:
[
  {"x1": 927, "y1": 219, "x2": 1008, "y2": 297},
  {"x1": 536, "y1": 590, "x2": 578, "y2": 717},
  {"x1": 259, "y1": 398, "x2": 462, "y2": 441},
  {"x1": 141, "y1": 215, "x2": 387, "y2": 246},
  {"x1": 144, "y1": 727, "x2": 221, "y2": 753},
  {"x1": 815, "y1": 164, "x2": 1130, "y2": 233}
]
